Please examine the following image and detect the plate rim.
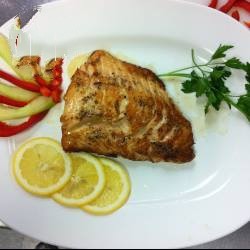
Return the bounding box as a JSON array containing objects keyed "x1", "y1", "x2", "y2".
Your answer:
[{"x1": 0, "y1": 0, "x2": 250, "y2": 248}]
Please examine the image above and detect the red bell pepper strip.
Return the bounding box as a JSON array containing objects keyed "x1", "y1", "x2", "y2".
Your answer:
[
  {"x1": 0, "y1": 95, "x2": 27, "y2": 107},
  {"x1": 219, "y1": 0, "x2": 237, "y2": 13},
  {"x1": 40, "y1": 86, "x2": 52, "y2": 97},
  {"x1": 234, "y1": 0, "x2": 250, "y2": 13},
  {"x1": 244, "y1": 21, "x2": 250, "y2": 28},
  {"x1": 231, "y1": 10, "x2": 240, "y2": 21},
  {"x1": 34, "y1": 75, "x2": 48, "y2": 87},
  {"x1": 0, "y1": 111, "x2": 47, "y2": 137},
  {"x1": 0, "y1": 70, "x2": 40, "y2": 93},
  {"x1": 51, "y1": 88, "x2": 62, "y2": 103},
  {"x1": 209, "y1": 0, "x2": 218, "y2": 8},
  {"x1": 50, "y1": 77, "x2": 62, "y2": 89},
  {"x1": 53, "y1": 66, "x2": 63, "y2": 78}
]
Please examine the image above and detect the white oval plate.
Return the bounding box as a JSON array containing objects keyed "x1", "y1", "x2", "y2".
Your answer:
[{"x1": 0, "y1": 0, "x2": 250, "y2": 248}]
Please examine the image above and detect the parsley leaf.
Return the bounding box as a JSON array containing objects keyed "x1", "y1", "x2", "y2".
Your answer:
[
  {"x1": 182, "y1": 71, "x2": 208, "y2": 97},
  {"x1": 211, "y1": 45, "x2": 234, "y2": 60},
  {"x1": 225, "y1": 57, "x2": 245, "y2": 69},
  {"x1": 245, "y1": 62, "x2": 250, "y2": 83},
  {"x1": 246, "y1": 83, "x2": 250, "y2": 94},
  {"x1": 205, "y1": 89, "x2": 221, "y2": 113},
  {"x1": 159, "y1": 44, "x2": 250, "y2": 122},
  {"x1": 210, "y1": 66, "x2": 230, "y2": 81},
  {"x1": 237, "y1": 96, "x2": 250, "y2": 121},
  {"x1": 210, "y1": 67, "x2": 231, "y2": 94}
]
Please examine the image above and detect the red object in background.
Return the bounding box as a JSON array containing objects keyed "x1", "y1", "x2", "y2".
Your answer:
[
  {"x1": 209, "y1": 0, "x2": 218, "y2": 8},
  {"x1": 0, "y1": 95, "x2": 27, "y2": 107},
  {"x1": 209, "y1": 0, "x2": 250, "y2": 29},
  {"x1": 219, "y1": 0, "x2": 237, "y2": 12},
  {"x1": 0, "y1": 111, "x2": 48, "y2": 137},
  {"x1": 234, "y1": 0, "x2": 250, "y2": 13},
  {"x1": 232, "y1": 10, "x2": 241, "y2": 20},
  {"x1": 0, "y1": 70, "x2": 40, "y2": 93},
  {"x1": 244, "y1": 21, "x2": 250, "y2": 27}
]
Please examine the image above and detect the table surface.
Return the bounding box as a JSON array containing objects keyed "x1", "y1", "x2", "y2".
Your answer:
[{"x1": 0, "y1": 0, "x2": 250, "y2": 249}]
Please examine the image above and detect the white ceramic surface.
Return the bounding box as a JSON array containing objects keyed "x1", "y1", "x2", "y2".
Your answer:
[{"x1": 0, "y1": 0, "x2": 250, "y2": 248}]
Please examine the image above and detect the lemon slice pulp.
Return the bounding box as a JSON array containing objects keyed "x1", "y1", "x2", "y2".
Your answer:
[
  {"x1": 53, "y1": 153, "x2": 105, "y2": 207},
  {"x1": 83, "y1": 158, "x2": 131, "y2": 215},
  {"x1": 13, "y1": 138, "x2": 72, "y2": 196}
]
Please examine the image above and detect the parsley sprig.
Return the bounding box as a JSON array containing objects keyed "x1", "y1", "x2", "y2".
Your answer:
[{"x1": 159, "y1": 45, "x2": 250, "y2": 121}]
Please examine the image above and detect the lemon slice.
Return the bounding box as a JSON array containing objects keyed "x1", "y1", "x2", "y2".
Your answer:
[
  {"x1": 68, "y1": 54, "x2": 89, "y2": 77},
  {"x1": 13, "y1": 138, "x2": 72, "y2": 196},
  {"x1": 83, "y1": 158, "x2": 131, "y2": 215},
  {"x1": 53, "y1": 153, "x2": 105, "y2": 207}
]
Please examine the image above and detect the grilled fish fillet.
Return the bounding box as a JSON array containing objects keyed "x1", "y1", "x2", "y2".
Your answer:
[{"x1": 61, "y1": 50, "x2": 195, "y2": 163}]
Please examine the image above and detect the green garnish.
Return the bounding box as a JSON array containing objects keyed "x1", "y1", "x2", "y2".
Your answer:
[{"x1": 159, "y1": 45, "x2": 250, "y2": 121}]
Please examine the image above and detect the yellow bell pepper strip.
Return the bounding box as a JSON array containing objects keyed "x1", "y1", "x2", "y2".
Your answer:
[
  {"x1": 0, "y1": 96, "x2": 54, "y2": 121},
  {"x1": 0, "y1": 82, "x2": 39, "y2": 102}
]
